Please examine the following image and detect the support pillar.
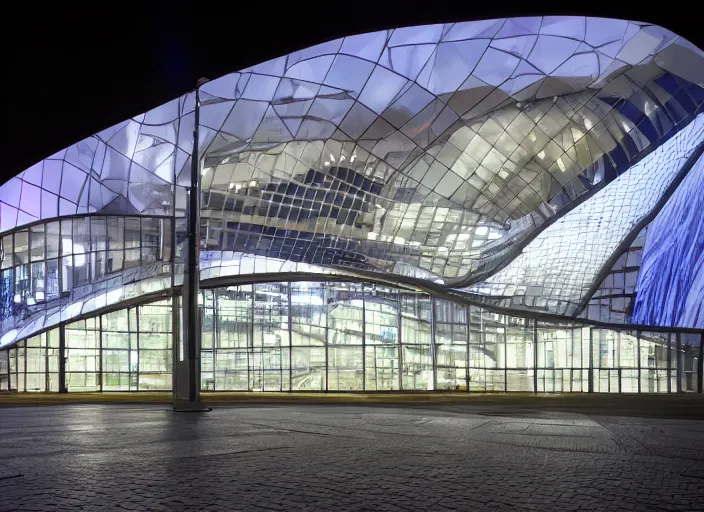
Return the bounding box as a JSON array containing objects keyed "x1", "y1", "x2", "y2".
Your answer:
[
  {"x1": 430, "y1": 297, "x2": 438, "y2": 391},
  {"x1": 676, "y1": 333, "x2": 683, "y2": 393},
  {"x1": 59, "y1": 325, "x2": 67, "y2": 393},
  {"x1": 532, "y1": 319, "x2": 538, "y2": 394},
  {"x1": 667, "y1": 333, "x2": 672, "y2": 394},
  {"x1": 361, "y1": 287, "x2": 366, "y2": 391},
  {"x1": 637, "y1": 330, "x2": 641, "y2": 393},
  {"x1": 173, "y1": 79, "x2": 211, "y2": 412},
  {"x1": 588, "y1": 328, "x2": 594, "y2": 393},
  {"x1": 396, "y1": 293, "x2": 403, "y2": 391},
  {"x1": 697, "y1": 333, "x2": 703, "y2": 394}
]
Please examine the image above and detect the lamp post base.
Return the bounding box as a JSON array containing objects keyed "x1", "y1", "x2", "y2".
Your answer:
[{"x1": 172, "y1": 399, "x2": 212, "y2": 412}]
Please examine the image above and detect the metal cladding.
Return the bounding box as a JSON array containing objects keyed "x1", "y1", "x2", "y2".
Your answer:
[{"x1": 1, "y1": 16, "x2": 704, "y2": 352}]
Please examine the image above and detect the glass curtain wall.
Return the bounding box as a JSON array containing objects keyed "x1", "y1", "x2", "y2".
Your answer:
[
  {"x1": 5, "y1": 329, "x2": 60, "y2": 392},
  {"x1": 364, "y1": 285, "x2": 400, "y2": 391},
  {"x1": 1, "y1": 281, "x2": 700, "y2": 393},
  {"x1": 326, "y1": 282, "x2": 363, "y2": 391},
  {"x1": 506, "y1": 316, "x2": 534, "y2": 392},
  {"x1": 0, "y1": 215, "x2": 172, "y2": 322},
  {"x1": 199, "y1": 283, "x2": 698, "y2": 393},
  {"x1": 7, "y1": 300, "x2": 172, "y2": 392},
  {"x1": 0, "y1": 349, "x2": 7, "y2": 390},
  {"x1": 399, "y1": 291, "x2": 433, "y2": 390},
  {"x1": 62, "y1": 298, "x2": 173, "y2": 392},
  {"x1": 536, "y1": 324, "x2": 589, "y2": 392},
  {"x1": 435, "y1": 299, "x2": 468, "y2": 390}
]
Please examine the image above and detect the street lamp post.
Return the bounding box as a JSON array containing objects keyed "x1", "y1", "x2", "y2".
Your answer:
[{"x1": 173, "y1": 78, "x2": 211, "y2": 412}]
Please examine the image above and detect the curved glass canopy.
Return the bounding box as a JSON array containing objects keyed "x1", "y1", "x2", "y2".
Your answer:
[{"x1": 1, "y1": 16, "x2": 703, "y2": 341}]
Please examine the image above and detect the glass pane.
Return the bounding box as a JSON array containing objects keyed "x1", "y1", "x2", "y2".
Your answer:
[
  {"x1": 139, "y1": 301, "x2": 172, "y2": 333},
  {"x1": 640, "y1": 331, "x2": 669, "y2": 369},
  {"x1": 402, "y1": 345, "x2": 432, "y2": 390},
  {"x1": 365, "y1": 345, "x2": 399, "y2": 390},
  {"x1": 291, "y1": 282, "x2": 325, "y2": 346},
  {"x1": 91, "y1": 217, "x2": 107, "y2": 251},
  {"x1": 107, "y1": 217, "x2": 125, "y2": 249},
  {"x1": 30, "y1": 224, "x2": 45, "y2": 261},
  {"x1": 400, "y1": 292, "x2": 431, "y2": 345},
  {"x1": 1, "y1": 235, "x2": 13, "y2": 269},
  {"x1": 125, "y1": 217, "x2": 141, "y2": 249},
  {"x1": 72, "y1": 218, "x2": 90, "y2": 253},
  {"x1": 216, "y1": 286, "x2": 252, "y2": 348},
  {"x1": 328, "y1": 346, "x2": 363, "y2": 390},
  {"x1": 45, "y1": 258, "x2": 59, "y2": 300},
  {"x1": 327, "y1": 282, "x2": 363, "y2": 346},
  {"x1": 60, "y1": 220, "x2": 73, "y2": 255},
  {"x1": 46, "y1": 221, "x2": 60, "y2": 259},
  {"x1": 505, "y1": 316, "x2": 533, "y2": 369},
  {"x1": 14, "y1": 231, "x2": 29, "y2": 265},
  {"x1": 291, "y1": 347, "x2": 325, "y2": 390}
]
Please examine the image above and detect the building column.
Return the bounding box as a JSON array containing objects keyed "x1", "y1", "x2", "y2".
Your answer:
[
  {"x1": 588, "y1": 328, "x2": 594, "y2": 393},
  {"x1": 667, "y1": 333, "x2": 673, "y2": 394},
  {"x1": 532, "y1": 319, "x2": 538, "y2": 394},
  {"x1": 503, "y1": 316, "x2": 508, "y2": 393},
  {"x1": 430, "y1": 297, "x2": 438, "y2": 391},
  {"x1": 288, "y1": 283, "x2": 294, "y2": 392},
  {"x1": 4, "y1": 349, "x2": 11, "y2": 392},
  {"x1": 396, "y1": 292, "x2": 403, "y2": 391},
  {"x1": 173, "y1": 80, "x2": 210, "y2": 412},
  {"x1": 676, "y1": 333, "x2": 683, "y2": 393},
  {"x1": 59, "y1": 324, "x2": 67, "y2": 393},
  {"x1": 697, "y1": 333, "x2": 703, "y2": 394},
  {"x1": 360, "y1": 288, "x2": 365, "y2": 391},
  {"x1": 637, "y1": 331, "x2": 642, "y2": 394}
]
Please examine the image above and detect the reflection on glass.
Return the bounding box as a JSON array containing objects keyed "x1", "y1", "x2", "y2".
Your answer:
[
  {"x1": 1, "y1": 215, "x2": 173, "y2": 335},
  {"x1": 1, "y1": 280, "x2": 698, "y2": 395}
]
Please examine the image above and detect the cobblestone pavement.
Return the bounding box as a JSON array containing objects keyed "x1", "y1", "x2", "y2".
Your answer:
[{"x1": 1, "y1": 403, "x2": 704, "y2": 511}]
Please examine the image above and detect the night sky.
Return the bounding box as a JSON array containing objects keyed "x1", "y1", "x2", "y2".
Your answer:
[{"x1": 3, "y1": 3, "x2": 701, "y2": 185}]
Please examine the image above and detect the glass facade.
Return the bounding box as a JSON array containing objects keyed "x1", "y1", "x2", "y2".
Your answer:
[
  {"x1": 5, "y1": 300, "x2": 172, "y2": 392},
  {"x1": 0, "y1": 215, "x2": 174, "y2": 348},
  {"x1": 5, "y1": 329, "x2": 60, "y2": 392},
  {"x1": 1, "y1": 17, "x2": 704, "y2": 397},
  {"x1": 0, "y1": 216, "x2": 172, "y2": 319},
  {"x1": 3, "y1": 282, "x2": 700, "y2": 393}
]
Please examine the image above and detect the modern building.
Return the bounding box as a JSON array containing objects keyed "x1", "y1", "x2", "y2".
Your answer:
[{"x1": 1, "y1": 16, "x2": 703, "y2": 400}]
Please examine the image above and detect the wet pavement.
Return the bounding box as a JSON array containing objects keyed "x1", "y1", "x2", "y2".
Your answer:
[{"x1": 1, "y1": 403, "x2": 704, "y2": 511}]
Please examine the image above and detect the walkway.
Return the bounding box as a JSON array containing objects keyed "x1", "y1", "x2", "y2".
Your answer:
[{"x1": 1, "y1": 398, "x2": 704, "y2": 510}]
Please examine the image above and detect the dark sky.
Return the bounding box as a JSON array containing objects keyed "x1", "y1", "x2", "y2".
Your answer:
[{"x1": 3, "y1": 2, "x2": 701, "y2": 185}]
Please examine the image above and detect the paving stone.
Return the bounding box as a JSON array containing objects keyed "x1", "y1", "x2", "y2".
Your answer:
[{"x1": 0, "y1": 404, "x2": 703, "y2": 511}]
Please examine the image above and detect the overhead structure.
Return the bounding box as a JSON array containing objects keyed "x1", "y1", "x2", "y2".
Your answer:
[{"x1": 1, "y1": 17, "x2": 703, "y2": 396}]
